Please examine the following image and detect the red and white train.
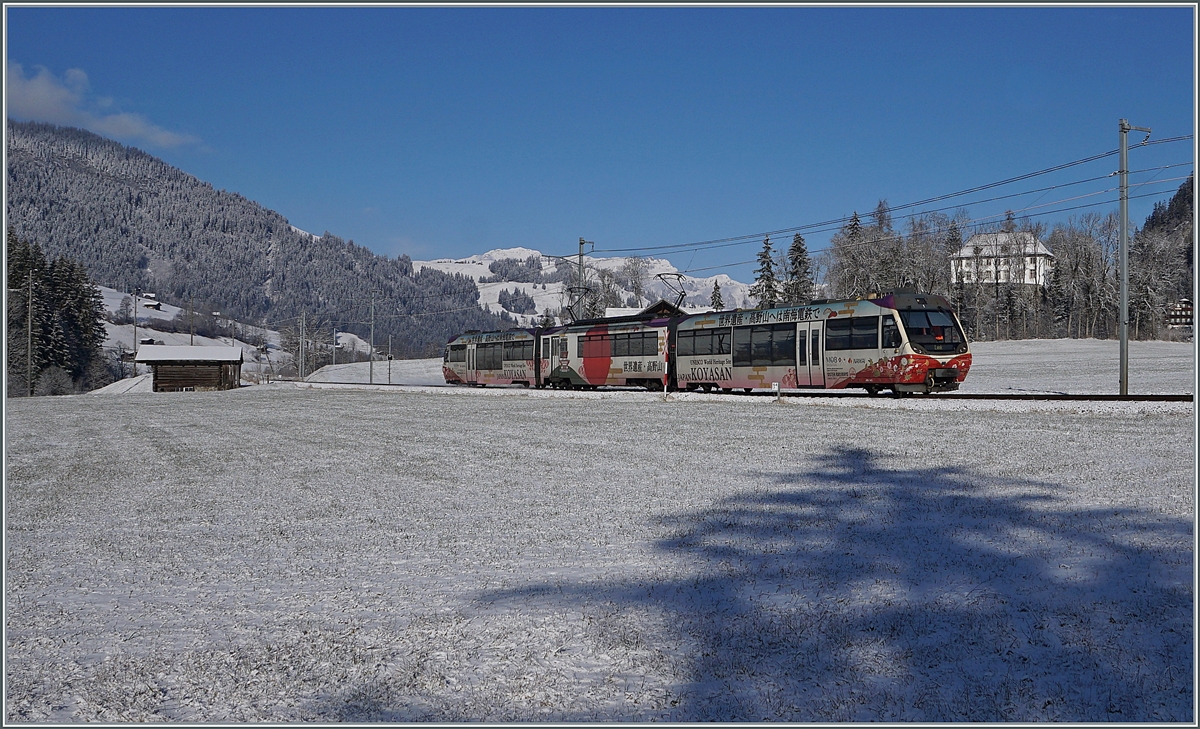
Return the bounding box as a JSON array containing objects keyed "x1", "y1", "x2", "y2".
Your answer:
[{"x1": 443, "y1": 291, "x2": 971, "y2": 396}]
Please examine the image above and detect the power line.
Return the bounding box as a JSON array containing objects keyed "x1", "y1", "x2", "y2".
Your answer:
[
  {"x1": 680, "y1": 184, "x2": 1188, "y2": 275},
  {"x1": 605, "y1": 167, "x2": 1192, "y2": 264},
  {"x1": 588, "y1": 137, "x2": 1193, "y2": 257}
]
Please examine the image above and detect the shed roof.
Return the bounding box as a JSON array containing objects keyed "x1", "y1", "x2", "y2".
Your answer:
[{"x1": 135, "y1": 345, "x2": 244, "y2": 363}]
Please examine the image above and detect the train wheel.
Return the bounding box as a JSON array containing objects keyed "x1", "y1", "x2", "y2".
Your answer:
[
  {"x1": 743, "y1": 388, "x2": 754, "y2": 393},
  {"x1": 865, "y1": 385, "x2": 882, "y2": 397},
  {"x1": 721, "y1": 387, "x2": 734, "y2": 393}
]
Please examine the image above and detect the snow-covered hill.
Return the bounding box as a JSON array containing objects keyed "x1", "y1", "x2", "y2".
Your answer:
[{"x1": 413, "y1": 247, "x2": 754, "y2": 326}]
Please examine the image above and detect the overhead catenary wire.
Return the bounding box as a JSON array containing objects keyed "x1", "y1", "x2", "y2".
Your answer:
[
  {"x1": 585, "y1": 136, "x2": 1193, "y2": 258},
  {"x1": 679, "y1": 184, "x2": 1192, "y2": 276},
  {"x1": 254, "y1": 139, "x2": 1194, "y2": 332}
]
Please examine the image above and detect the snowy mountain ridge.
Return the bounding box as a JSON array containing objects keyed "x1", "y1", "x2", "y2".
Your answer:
[{"x1": 413, "y1": 247, "x2": 754, "y2": 326}]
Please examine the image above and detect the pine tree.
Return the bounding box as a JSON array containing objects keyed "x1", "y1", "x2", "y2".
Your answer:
[
  {"x1": 749, "y1": 236, "x2": 779, "y2": 309},
  {"x1": 6, "y1": 228, "x2": 109, "y2": 395},
  {"x1": 781, "y1": 233, "x2": 815, "y2": 305},
  {"x1": 710, "y1": 280, "x2": 725, "y2": 310}
]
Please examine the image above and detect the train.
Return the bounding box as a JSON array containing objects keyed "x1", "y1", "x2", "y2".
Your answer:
[{"x1": 443, "y1": 291, "x2": 971, "y2": 396}]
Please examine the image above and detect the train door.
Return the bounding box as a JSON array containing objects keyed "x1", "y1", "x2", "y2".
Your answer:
[
  {"x1": 466, "y1": 344, "x2": 477, "y2": 383},
  {"x1": 799, "y1": 321, "x2": 824, "y2": 387}
]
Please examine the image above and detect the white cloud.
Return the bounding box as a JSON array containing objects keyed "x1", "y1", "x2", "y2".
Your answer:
[{"x1": 6, "y1": 62, "x2": 199, "y2": 149}]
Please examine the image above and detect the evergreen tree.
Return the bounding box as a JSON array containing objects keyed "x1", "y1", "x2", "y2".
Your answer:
[
  {"x1": 6, "y1": 228, "x2": 109, "y2": 395},
  {"x1": 749, "y1": 236, "x2": 779, "y2": 309},
  {"x1": 781, "y1": 233, "x2": 815, "y2": 305},
  {"x1": 710, "y1": 280, "x2": 725, "y2": 310}
]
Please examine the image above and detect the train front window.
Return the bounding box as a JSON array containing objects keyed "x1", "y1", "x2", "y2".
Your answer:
[{"x1": 898, "y1": 310, "x2": 965, "y2": 353}]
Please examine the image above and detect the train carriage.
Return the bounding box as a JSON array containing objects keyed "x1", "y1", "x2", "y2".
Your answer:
[
  {"x1": 444, "y1": 290, "x2": 971, "y2": 396},
  {"x1": 670, "y1": 292, "x2": 970, "y2": 395},
  {"x1": 442, "y1": 328, "x2": 540, "y2": 387},
  {"x1": 542, "y1": 317, "x2": 670, "y2": 390}
]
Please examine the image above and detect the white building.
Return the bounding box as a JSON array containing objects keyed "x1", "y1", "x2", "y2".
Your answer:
[{"x1": 951, "y1": 232, "x2": 1054, "y2": 287}]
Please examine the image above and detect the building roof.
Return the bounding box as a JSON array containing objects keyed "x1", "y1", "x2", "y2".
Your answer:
[
  {"x1": 135, "y1": 345, "x2": 244, "y2": 363},
  {"x1": 953, "y1": 232, "x2": 1054, "y2": 259},
  {"x1": 603, "y1": 299, "x2": 708, "y2": 319}
]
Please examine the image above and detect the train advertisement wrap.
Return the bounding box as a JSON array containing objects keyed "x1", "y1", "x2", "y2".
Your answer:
[{"x1": 446, "y1": 292, "x2": 971, "y2": 396}]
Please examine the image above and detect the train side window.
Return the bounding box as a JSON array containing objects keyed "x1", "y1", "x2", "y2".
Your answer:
[
  {"x1": 478, "y1": 343, "x2": 499, "y2": 369},
  {"x1": 882, "y1": 315, "x2": 901, "y2": 348},
  {"x1": 850, "y1": 317, "x2": 879, "y2": 349},
  {"x1": 694, "y1": 329, "x2": 713, "y2": 356},
  {"x1": 771, "y1": 324, "x2": 797, "y2": 367},
  {"x1": 733, "y1": 326, "x2": 752, "y2": 366},
  {"x1": 751, "y1": 326, "x2": 773, "y2": 366},
  {"x1": 558, "y1": 337, "x2": 569, "y2": 358},
  {"x1": 825, "y1": 318, "x2": 852, "y2": 350},
  {"x1": 645, "y1": 331, "x2": 660, "y2": 355},
  {"x1": 812, "y1": 329, "x2": 820, "y2": 362},
  {"x1": 542, "y1": 337, "x2": 550, "y2": 357},
  {"x1": 678, "y1": 330, "x2": 694, "y2": 357},
  {"x1": 521, "y1": 340, "x2": 534, "y2": 360},
  {"x1": 797, "y1": 330, "x2": 807, "y2": 365},
  {"x1": 714, "y1": 328, "x2": 731, "y2": 355},
  {"x1": 614, "y1": 333, "x2": 630, "y2": 358}
]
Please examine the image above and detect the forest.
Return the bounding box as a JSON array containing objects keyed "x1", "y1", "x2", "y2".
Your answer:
[
  {"x1": 747, "y1": 178, "x2": 1193, "y2": 342},
  {"x1": 6, "y1": 120, "x2": 507, "y2": 358},
  {"x1": 6, "y1": 228, "x2": 112, "y2": 395}
]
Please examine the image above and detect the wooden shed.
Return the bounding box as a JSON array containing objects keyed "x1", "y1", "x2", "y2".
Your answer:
[{"x1": 134, "y1": 345, "x2": 243, "y2": 392}]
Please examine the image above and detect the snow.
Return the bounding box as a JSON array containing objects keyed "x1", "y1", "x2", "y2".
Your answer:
[
  {"x1": 134, "y1": 345, "x2": 243, "y2": 363},
  {"x1": 89, "y1": 373, "x2": 154, "y2": 395},
  {"x1": 7, "y1": 339, "x2": 1194, "y2": 721},
  {"x1": 412, "y1": 247, "x2": 755, "y2": 327}
]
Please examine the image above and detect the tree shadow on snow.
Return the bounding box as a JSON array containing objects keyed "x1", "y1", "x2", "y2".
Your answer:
[{"x1": 468, "y1": 445, "x2": 1192, "y2": 722}]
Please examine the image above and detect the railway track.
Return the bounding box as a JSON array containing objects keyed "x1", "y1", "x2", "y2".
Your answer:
[
  {"x1": 759, "y1": 391, "x2": 1194, "y2": 402},
  {"x1": 306, "y1": 380, "x2": 1193, "y2": 402}
]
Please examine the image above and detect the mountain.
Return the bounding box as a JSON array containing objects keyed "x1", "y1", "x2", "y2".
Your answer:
[
  {"x1": 414, "y1": 246, "x2": 755, "y2": 327},
  {"x1": 6, "y1": 120, "x2": 504, "y2": 357},
  {"x1": 6, "y1": 119, "x2": 755, "y2": 354}
]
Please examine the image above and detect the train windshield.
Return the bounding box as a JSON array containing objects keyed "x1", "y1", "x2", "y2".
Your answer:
[{"x1": 898, "y1": 310, "x2": 965, "y2": 353}]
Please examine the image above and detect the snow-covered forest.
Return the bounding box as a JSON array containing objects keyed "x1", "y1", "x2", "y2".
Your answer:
[
  {"x1": 817, "y1": 182, "x2": 1193, "y2": 342},
  {"x1": 5, "y1": 120, "x2": 506, "y2": 357}
]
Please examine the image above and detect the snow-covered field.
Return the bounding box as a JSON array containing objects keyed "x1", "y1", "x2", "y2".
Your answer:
[{"x1": 6, "y1": 340, "x2": 1195, "y2": 721}]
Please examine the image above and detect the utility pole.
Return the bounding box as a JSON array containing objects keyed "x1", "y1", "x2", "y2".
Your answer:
[
  {"x1": 189, "y1": 294, "x2": 194, "y2": 345},
  {"x1": 300, "y1": 311, "x2": 306, "y2": 381},
  {"x1": 388, "y1": 334, "x2": 393, "y2": 385},
  {"x1": 1119, "y1": 118, "x2": 1151, "y2": 396},
  {"x1": 27, "y1": 271, "x2": 34, "y2": 397},
  {"x1": 569, "y1": 238, "x2": 594, "y2": 321},
  {"x1": 578, "y1": 237, "x2": 587, "y2": 291},
  {"x1": 369, "y1": 291, "x2": 376, "y2": 385},
  {"x1": 132, "y1": 288, "x2": 138, "y2": 360},
  {"x1": 332, "y1": 323, "x2": 337, "y2": 366}
]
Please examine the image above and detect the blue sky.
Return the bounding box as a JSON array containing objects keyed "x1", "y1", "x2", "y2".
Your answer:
[{"x1": 5, "y1": 6, "x2": 1195, "y2": 278}]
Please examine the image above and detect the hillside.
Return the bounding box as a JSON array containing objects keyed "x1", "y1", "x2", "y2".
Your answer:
[
  {"x1": 6, "y1": 120, "x2": 504, "y2": 357},
  {"x1": 7, "y1": 120, "x2": 760, "y2": 352},
  {"x1": 413, "y1": 246, "x2": 754, "y2": 327}
]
